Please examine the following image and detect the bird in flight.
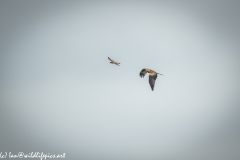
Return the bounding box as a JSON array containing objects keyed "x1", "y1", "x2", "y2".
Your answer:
[
  {"x1": 140, "y1": 68, "x2": 163, "y2": 91},
  {"x1": 108, "y1": 57, "x2": 120, "y2": 66}
]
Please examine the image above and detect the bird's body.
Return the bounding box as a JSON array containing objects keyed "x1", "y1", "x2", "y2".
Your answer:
[
  {"x1": 140, "y1": 68, "x2": 163, "y2": 91},
  {"x1": 108, "y1": 57, "x2": 120, "y2": 66}
]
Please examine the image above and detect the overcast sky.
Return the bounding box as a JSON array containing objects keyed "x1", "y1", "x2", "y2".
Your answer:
[{"x1": 1, "y1": 1, "x2": 240, "y2": 160}]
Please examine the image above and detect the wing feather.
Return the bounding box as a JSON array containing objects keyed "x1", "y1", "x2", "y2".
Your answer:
[
  {"x1": 149, "y1": 74, "x2": 157, "y2": 91},
  {"x1": 140, "y1": 69, "x2": 148, "y2": 78},
  {"x1": 108, "y1": 57, "x2": 114, "y2": 62}
]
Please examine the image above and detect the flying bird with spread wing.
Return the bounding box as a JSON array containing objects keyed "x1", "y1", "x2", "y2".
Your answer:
[
  {"x1": 140, "y1": 68, "x2": 163, "y2": 91},
  {"x1": 108, "y1": 57, "x2": 120, "y2": 66}
]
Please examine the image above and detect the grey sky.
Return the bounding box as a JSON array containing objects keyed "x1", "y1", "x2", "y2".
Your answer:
[{"x1": 1, "y1": 1, "x2": 240, "y2": 160}]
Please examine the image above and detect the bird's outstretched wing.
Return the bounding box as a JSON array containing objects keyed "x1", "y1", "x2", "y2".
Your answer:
[
  {"x1": 108, "y1": 57, "x2": 114, "y2": 62},
  {"x1": 140, "y1": 68, "x2": 148, "y2": 78},
  {"x1": 149, "y1": 74, "x2": 157, "y2": 91}
]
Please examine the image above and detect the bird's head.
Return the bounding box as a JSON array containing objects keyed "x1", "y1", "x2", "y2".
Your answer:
[{"x1": 145, "y1": 68, "x2": 150, "y2": 72}]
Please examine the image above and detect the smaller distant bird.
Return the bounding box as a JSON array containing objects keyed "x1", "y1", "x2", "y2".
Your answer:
[
  {"x1": 108, "y1": 57, "x2": 120, "y2": 66},
  {"x1": 140, "y1": 68, "x2": 163, "y2": 91}
]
